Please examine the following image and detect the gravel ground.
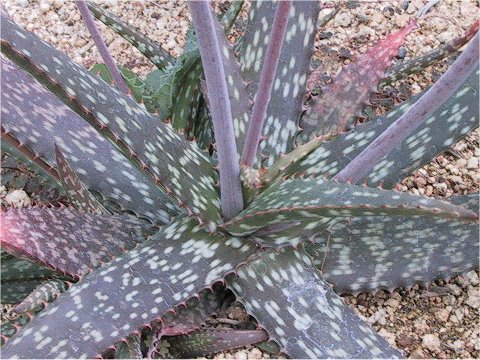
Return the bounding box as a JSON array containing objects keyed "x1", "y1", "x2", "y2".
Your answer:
[{"x1": 2, "y1": 0, "x2": 479, "y2": 358}]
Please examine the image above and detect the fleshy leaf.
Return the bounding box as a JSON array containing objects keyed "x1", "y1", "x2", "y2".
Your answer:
[
  {"x1": 1, "y1": 58, "x2": 176, "y2": 223},
  {"x1": 14, "y1": 278, "x2": 69, "y2": 314},
  {"x1": 86, "y1": 1, "x2": 175, "y2": 70},
  {"x1": 284, "y1": 67, "x2": 479, "y2": 188},
  {"x1": 298, "y1": 19, "x2": 418, "y2": 142},
  {"x1": 164, "y1": 329, "x2": 268, "y2": 358},
  {"x1": 240, "y1": 1, "x2": 321, "y2": 165},
  {"x1": 1, "y1": 207, "x2": 152, "y2": 278},
  {"x1": 380, "y1": 20, "x2": 479, "y2": 87},
  {"x1": 223, "y1": 177, "x2": 477, "y2": 236},
  {"x1": 228, "y1": 247, "x2": 402, "y2": 358},
  {"x1": 55, "y1": 145, "x2": 107, "y2": 214},
  {"x1": 1, "y1": 18, "x2": 221, "y2": 227},
  {"x1": 1, "y1": 252, "x2": 56, "y2": 304},
  {"x1": 115, "y1": 333, "x2": 143, "y2": 359},
  {"x1": 304, "y1": 193, "x2": 480, "y2": 294},
  {"x1": 1, "y1": 220, "x2": 255, "y2": 358}
]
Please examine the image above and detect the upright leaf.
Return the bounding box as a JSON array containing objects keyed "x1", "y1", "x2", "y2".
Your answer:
[
  {"x1": 240, "y1": 1, "x2": 321, "y2": 165},
  {"x1": 283, "y1": 68, "x2": 479, "y2": 188},
  {"x1": 1, "y1": 18, "x2": 221, "y2": 227},
  {"x1": 228, "y1": 247, "x2": 402, "y2": 358},
  {"x1": 299, "y1": 19, "x2": 418, "y2": 143},
  {"x1": 1, "y1": 59, "x2": 176, "y2": 223},
  {"x1": 1, "y1": 220, "x2": 256, "y2": 358},
  {"x1": 86, "y1": 1, "x2": 175, "y2": 70}
]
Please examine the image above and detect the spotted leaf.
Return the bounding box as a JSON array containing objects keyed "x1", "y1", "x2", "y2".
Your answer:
[
  {"x1": 115, "y1": 333, "x2": 143, "y2": 359},
  {"x1": 286, "y1": 67, "x2": 479, "y2": 188},
  {"x1": 14, "y1": 278, "x2": 69, "y2": 314},
  {"x1": 1, "y1": 58, "x2": 176, "y2": 223},
  {"x1": 0, "y1": 207, "x2": 152, "y2": 278},
  {"x1": 380, "y1": 21, "x2": 479, "y2": 87},
  {"x1": 240, "y1": 1, "x2": 321, "y2": 164},
  {"x1": 1, "y1": 219, "x2": 256, "y2": 358},
  {"x1": 86, "y1": 2, "x2": 175, "y2": 70},
  {"x1": 1, "y1": 18, "x2": 221, "y2": 227},
  {"x1": 298, "y1": 19, "x2": 418, "y2": 143},
  {"x1": 228, "y1": 247, "x2": 402, "y2": 358},
  {"x1": 1, "y1": 252, "x2": 56, "y2": 304},
  {"x1": 223, "y1": 177, "x2": 477, "y2": 236},
  {"x1": 55, "y1": 145, "x2": 107, "y2": 214},
  {"x1": 164, "y1": 329, "x2": 268, "y2": 358},
  {"x1": 304, "y1": 193, "x2": 480, "y2": 294}
]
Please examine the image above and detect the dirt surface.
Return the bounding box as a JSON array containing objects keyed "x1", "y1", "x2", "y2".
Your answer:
[{"x1": 2, "y1": 0, "x2": 479, "y2": 358}]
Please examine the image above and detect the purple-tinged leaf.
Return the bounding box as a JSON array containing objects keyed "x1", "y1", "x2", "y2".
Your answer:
[
  {"x1": 189, "y1": 1, "x2": 244, "y2": 220},
  {"x1": 241, "y1": 1, "x2": 292, "y2": 167},
  {"x1": 240, "y1": 1, "x2": 321, "y2": 165},
  {"x1": 228, "y1": 247, "x2": 402, "y2": 358},
  {"x1": 299, "y1": 19, "x2": 418, "y2": 143},
  {"x1": 334, "y1": 33, "x2": 479, "y2": 184},
  {"x1": 14, "y1": 278, "x2": 69, "y2": 314},
  {"x1": 1, "y1": 252, "x2": 56, "y2": 304},
  {"x1": 304, "y1": 193, "x2": 480, "y2": 294},
  {"x1": 1, "y1": 18, "x2": 221, "y2": 227},
  {"x1": 115, "y1": 333, "x2": 143, "y2": 359},
  {"x1": 86, "y1": 1, "x2": 175, "y2": 70},
  {"x1": 1, "y1": 219, "x2": 256, "y2": 358},
  {"x1": 0, "y1": 207, "x2": 152, "y2": 278},
  {"x1": 76, "y1": 0, "x2": 129, "y2": 94},
  {"x1": 1, "y1": 59, "x2": 176, "y2": 223},
  {"x1": 282, "y1": 68, "x2": 479, "y2": 188},
  {"x1": 55, "y1": 145, "x2": 107, "y2": 214},
  {"x1": 164, "y1": 329, "x2": 268, "y2": 358},
  {"x1": 223, "y1": 177, "x2": 477, "y2": 236},
  {"x1": 380, "y1": 21, "x2": 479, "y2": 87}
]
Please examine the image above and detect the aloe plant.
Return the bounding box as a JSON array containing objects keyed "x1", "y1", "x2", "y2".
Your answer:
[{"x1": 1, "y1": 1, "x2": 479, "y2": 358}]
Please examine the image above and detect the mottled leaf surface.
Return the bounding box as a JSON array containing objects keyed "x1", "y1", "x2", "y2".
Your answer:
[
  {"x1": 1, "y1": 18, "x2": 221, "y2": 226},
  {"x1": 304, "y1": 193, "x2": 480, "y2": 294},
  {"x1": 1, "y1": 58, "x2": 176, "y2": 223},
  {"x1": 380, "y1": 21, "x2": 479, "y2": 87},
  {"x1": 1, "y1": 207, "x2": 151, "y2": 278},
  {"x1": 240, "y1": 1, "x2": 321, "y2": 164},
  {"x1": 165, "y1": 329, "x2": 268, "y2": 358},
  {"x1": 1, "y1": 220, "x2": 255, "y2": 358},
  {"x1": 87, "y1": 2, "x2": 175, "y2": 70},
  {"x1": 287, "y1": 68, "x2": 479, "y2": 187},
  {"x1": 223, "y1": 177, "x2": 477, "y2": 236},
  {"x1": 228, "y1": 247, "x2": 402, "y2": 358},
  {"x1": 55, "y1": 145, "x2": 107, "y2": 214},
  {"x1": 299, "y1": 19, "x2": 418, "y2": 142},
  {"x1": 14, "y1": 278, "x2": 69, "y2": 314},
  {"x1": 1, "y1": 252, "x2": 56, "y2": 304}
]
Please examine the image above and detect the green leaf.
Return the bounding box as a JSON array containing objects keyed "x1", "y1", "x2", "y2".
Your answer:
[
  {"x1": 14, "y1": 278, "x2": 69, "y2": 314},
  {"x1": 165, "y1": 329, "x2": 268, "y2": 358},
  {"x1": 1, "y1": 207, "x2": 152, "y2": 278},
  {"x1": 1, "y1": 252, "x2": 56, "y2": 304},
  {"x1": 283, "y1": 67, "x2": 479, "y2": 188},
  {"x1": 86, "y1": 2, "x2": 175, "y2": 70},
  {"x1": 223, "y1": 177, "x2": 477, "y2": 236},
  {"x1": 228, "y1": 247, "x2": 402, "y2": 358},
  {"x1": 90, "y1": 63, "x2": 145, "y2": 103},
  {"x1": 240, "y1": 1, "x2": 321, "y2": 165},
  {"x1": 1, "y1": 58, "x2": 176, "y2": 224},
  {"x1": 1, "y1": 220, "x2": 256, "y2": 358},
  {"x1": 1, "y1": 18, "x2": 221, "y2": 227}
]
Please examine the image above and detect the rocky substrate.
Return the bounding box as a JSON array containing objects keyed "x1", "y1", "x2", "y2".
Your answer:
[{"x1": 2, "y1": 0, "x2": 479, "y2": 358}]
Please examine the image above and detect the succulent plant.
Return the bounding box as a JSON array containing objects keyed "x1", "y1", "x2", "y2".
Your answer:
[{"x1": 1, "y1": 1, "x2": 479, "y2": 358}]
